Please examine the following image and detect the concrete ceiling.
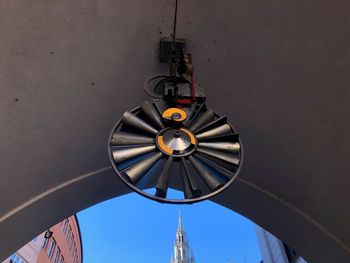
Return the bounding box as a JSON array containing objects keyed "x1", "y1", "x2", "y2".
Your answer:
[{"x1": 0, "y1": 0, "x2": 349, "y2": 262}]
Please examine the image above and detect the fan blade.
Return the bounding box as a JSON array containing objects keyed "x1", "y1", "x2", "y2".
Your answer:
[
  {"x1": 141, "y1": 101, "x2": 165, "y2": 129},
  {"x1": 122, "y1": 152, "x2": 163, "y2": 184},
  {"x1": 112, "y1": 145, "x2": 156, "y2": 164},
  {"x1": 122, "y1": 111, "x2": 158, "y2": 135},
  {"x1": 196, "y1": 124, "x2": 232, "y2": 140},
  {"x1": 155, "y1": 157, "x2": 173, "y2": 198},
  {"x1": 188, "y1": 109, "x2": 215, "y2": 132},
  {"x1": 184, "y1": 102, "x2": 205, "y2": 126},
  {"x1": 111, "y1": 132, "x2": 154, "y2": 146},
  {"x1": 197, "y1": 147, "x2": 240, "y2": 165},
  {"x1": 194, "y1": 116, "x2": 227, "y2": 134},
  {"x1": 194, "y1": 153, "x2": 235, "y2": 179},
  {"x1": 181, "y1": 158, "x2": 202, "y2": 197},
  {"x1": 188, "y1": 156, "x2": 225, "y2": 191},
  {"x1": 198, "y1": 141, "x2": 240, "y2": 154},
  {"x1": 180, "y1": 160, "x2": 194, "y2": 199}
]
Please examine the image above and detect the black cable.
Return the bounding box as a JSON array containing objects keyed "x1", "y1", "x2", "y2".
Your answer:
[
  {"x1": 144, "y1": 0, "x2": 181, "y2": 99},
  {"x1": 172, "y1": 0, "x2": 178, "y2": 45},
  {"x1": 169, "y1": 0, "x2": 179, "y2": 83}
]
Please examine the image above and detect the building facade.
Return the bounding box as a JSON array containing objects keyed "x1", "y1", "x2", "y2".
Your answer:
[
  {"x1": 3, "y1": 216, "x2": 82, "y2": 263},
  {"x1": 255, "y1": 225, "x2": 307, "y2": 263},
  {"x1": 170, "y1": 213, "x2": 195, "y2": 263}
]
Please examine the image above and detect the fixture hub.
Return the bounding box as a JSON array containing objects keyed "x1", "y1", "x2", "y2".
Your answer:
[{"x1": 156, "y1": 127, "x2": 197, "y2": 157}]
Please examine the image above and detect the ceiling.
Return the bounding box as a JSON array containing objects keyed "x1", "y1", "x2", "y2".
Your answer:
[{"x1": 0, "y1": 0, "x2": 349, "y2": 262}]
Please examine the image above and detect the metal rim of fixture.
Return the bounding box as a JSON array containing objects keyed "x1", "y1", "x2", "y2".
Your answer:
[{"x1": 108, "y1": 101, "x2": 243, "y2": 204}]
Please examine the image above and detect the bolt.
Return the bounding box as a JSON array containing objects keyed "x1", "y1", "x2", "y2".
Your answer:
[{"x1": 174, "y1": 130, "x2": 181, "y2": 138}]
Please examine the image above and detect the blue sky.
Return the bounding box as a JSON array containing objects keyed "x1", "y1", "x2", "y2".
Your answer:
[{"x1": 77, "y1": 190, "x2": 262, "y2": 263}]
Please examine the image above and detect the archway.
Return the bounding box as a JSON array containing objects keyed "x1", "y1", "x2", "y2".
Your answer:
[
  {"x1": 0, "y1": 1, "x2": 349, "y2": 262},
  {"x1": 1, "y1": 167, "x2": 348, "y2": 262}
]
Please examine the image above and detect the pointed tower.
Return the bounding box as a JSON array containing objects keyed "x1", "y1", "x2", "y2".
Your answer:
[{"x1": 171, "y1": 212, "x2": 195, "y2": 263}]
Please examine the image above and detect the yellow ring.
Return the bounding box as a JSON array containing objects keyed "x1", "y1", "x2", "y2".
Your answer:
[
  {"x1": 180, "y1": 128, "x2": 196, "y2": 145},
  {"x1": 157, "y1": 135, "x2": 173, "y2": 154},
  {"x1": 162, "y1": 108, "x2": 187, "y2": 122}
]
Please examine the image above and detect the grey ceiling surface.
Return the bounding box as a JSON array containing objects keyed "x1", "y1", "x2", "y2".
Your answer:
[{"x1": 0, "y1": 0, "x2": 349, "y2": 262}]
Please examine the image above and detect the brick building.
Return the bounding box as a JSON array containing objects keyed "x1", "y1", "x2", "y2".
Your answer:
[{"x1": 3, "y1": 216, "x2": 82, "y2": 263}]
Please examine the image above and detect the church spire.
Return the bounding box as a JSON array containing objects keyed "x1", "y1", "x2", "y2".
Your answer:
[
  {"x1": 171, "y1": 212, "x2": 195, "y2": 263},
  {"x1": 177, "y1": 211, "x2": 184, "y2": 232}
]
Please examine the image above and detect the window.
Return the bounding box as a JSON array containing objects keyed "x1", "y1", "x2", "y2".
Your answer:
[
  {"x1": 66, "y1": 226, "x2": 72, "y2": 241},
  {"x1": 42, "y1": 237, "x2": 49, "y2": 250},
  {"x1": 47, "y1": 239, "x2": 56, "y2": 258},
  {"x1": 53, "y1": 248, "x2": 61, "y2": 263},
  {"x1": 283, "y1": 242, "x2": 297, "y2": 263},
  {"x1": 59, "y1": 255, "x2": 64, "y2": 263},
  {"x1": 9, "y1": 253, "x2": 27, "y2": 263},
  {"x1": 69, "y1": 234, "x2": 74, "y2": 251},
  {"x1": 10, "y1": 254, "x2": 19, "y2": 263},
  {"x1": 62, "y1": 219, "x2": 68, "y2": 233}
]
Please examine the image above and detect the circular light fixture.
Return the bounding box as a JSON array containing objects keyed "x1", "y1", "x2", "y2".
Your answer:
[
  {"x1": 108, "y1": 101, "x2": 243, "y2": 204},
  {"x1": 108, "y1": 0, "x2": 242, "y2": 204}
]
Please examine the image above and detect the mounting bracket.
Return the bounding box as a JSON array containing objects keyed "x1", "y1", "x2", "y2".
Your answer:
[{"x1": 159, "y1": 37, "x2": 186, "y2": 63}]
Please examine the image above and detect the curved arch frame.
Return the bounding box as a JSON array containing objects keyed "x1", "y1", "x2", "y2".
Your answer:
[{"x1": 0, "y1": 167, "x2": 348, "y2": 262}]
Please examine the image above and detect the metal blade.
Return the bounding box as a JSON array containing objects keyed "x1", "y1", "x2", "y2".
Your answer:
[
  {"x1": 122, "y1": 111, "x2": 158, "y2": 135},
  {"x1": 198, "y1": 141, "x2": 240, "y2": 154},
  {"x1": 188, "y1": 109, "x2": 215, "y2": 132},
  {"x1": 184, "y1": 102, "x2": 205, "y2": 127},
  {"x1": 196, "y1": 124, "x2": 232, "y2": 140},
  {"x1": 180, "y1": 160, "x2": 194, "y2": 199},
  {"x1": 181, "y1": 158, "x2": 202, "y2": 197},
  {"x1": 122, "y1": 152, "x2": 163, "y2": 184},
  {"x1": 197, "y1": 147, "x2": 240, "y2": 165},
  {"x1": 111, "y1": 132, "x2": 154, "y2": 146},
  {"x1": 194, "y1": 116, "x2": 228, "y2": 134},
  {"x1": 194, "y1": 153, "x2": 235, "y2": 179},
  {"x1": 188, "y1": 156, "x2": 225, "y2": 191},
  {"x1": 112, "y1": 145, "x2": 156, "y2": 164},
  {"x1": 155, "y1": 157, "x2": 173, "y2": 198},
  {"x1": 141, "y1": 101, "x2": 165, "y2": 129}
]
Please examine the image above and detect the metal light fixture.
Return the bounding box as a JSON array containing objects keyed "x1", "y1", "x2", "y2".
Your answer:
[{"x1": 108, "y1": 0, "x2": 243, "y2": 204}]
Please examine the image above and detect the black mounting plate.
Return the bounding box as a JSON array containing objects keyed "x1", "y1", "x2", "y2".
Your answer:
[{"x1": 159, "y1": 37, "x2": 186, "y2": 63}]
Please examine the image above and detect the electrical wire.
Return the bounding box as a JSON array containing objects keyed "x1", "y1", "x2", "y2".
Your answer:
[
  {"x1": 172, "y1": 0, "x2": 178, "y2": 45},
  {"x1": 169, "y1": 0, "x2": 179, "y2": 82},
  {"x1": 144, "y1": 0, "x2": 182, "y2": 99}
]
